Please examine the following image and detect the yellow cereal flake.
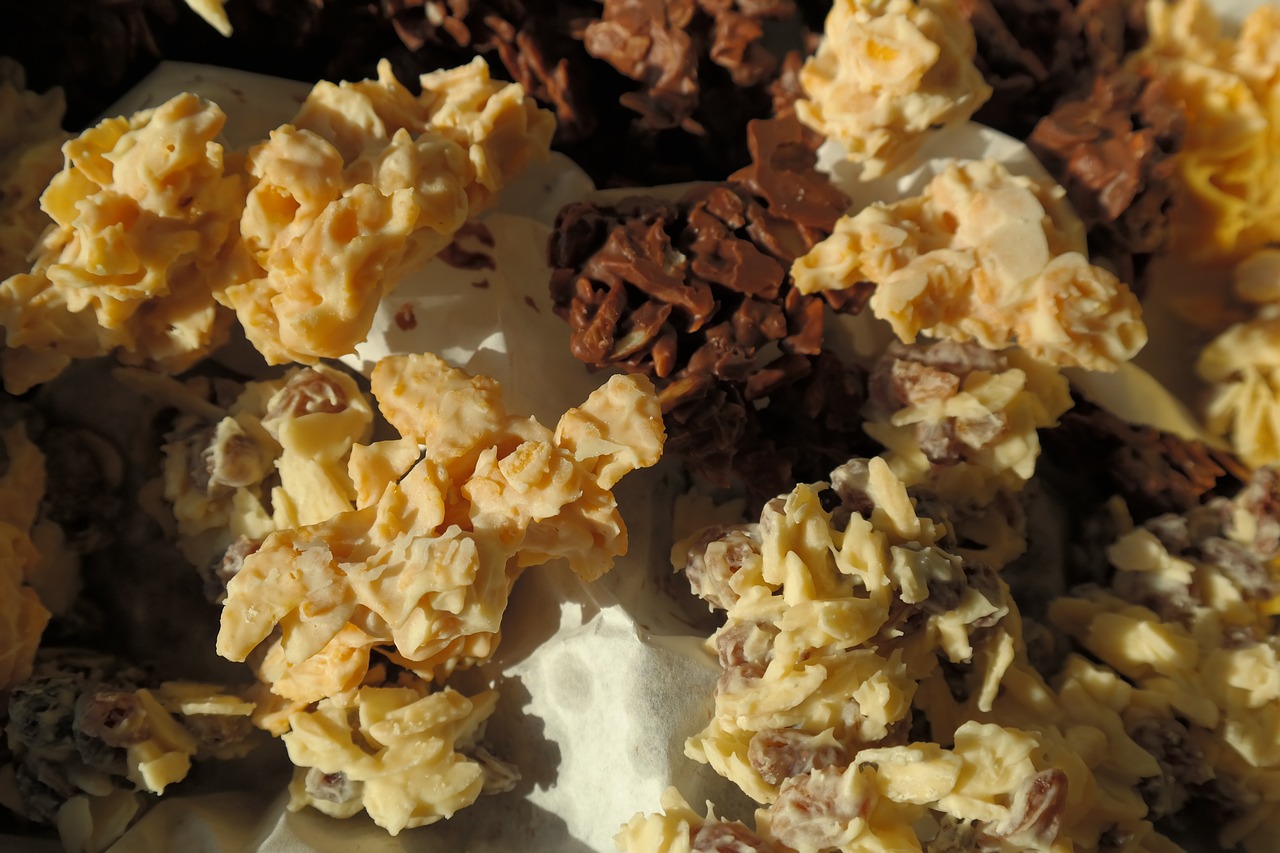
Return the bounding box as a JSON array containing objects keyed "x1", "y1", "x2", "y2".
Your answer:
[
  {"x1": 792, "y1": 159, "x2": 1147, "y2": 372},
  {"x1": 796, "y1": 0, "x2": 991, "y2": 178}
]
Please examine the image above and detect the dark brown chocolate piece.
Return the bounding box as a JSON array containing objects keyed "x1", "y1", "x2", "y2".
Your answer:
[
  {"x1": 959, "y1": 0, "x2": 1147, "y2": 140},
  {"x1": 1030, "y1": 68, "x2": 1184, "y2": 293},
  {"x1": 549, "y1": 117, "x2": 874, "y2": 499},
  {"x1": 1043, "y1": 399, "x2": 1247, "y2": 522}
]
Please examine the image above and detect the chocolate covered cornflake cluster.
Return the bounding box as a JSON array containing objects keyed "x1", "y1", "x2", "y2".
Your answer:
[
  {"x1": 549, "y1": 117, "x2": 875, "y2": 499},
  {"x1": 1042, "y1": 399, "x2": 1248, "y2": 522},
  {"x1": 959, "y1": 0, "x2": 1184, "y2": 295}
]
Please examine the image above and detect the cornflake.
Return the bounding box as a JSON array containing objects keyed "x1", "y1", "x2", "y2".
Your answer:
[
  {"x1": 796, "y1": 0, "x2": 991, "y2": 178},
  {"x1": 221, "y1": 58, "x2": 555, "y2": 364},
  {"x1": 792, "y1": 158, "x2": 1147, "y2": 372}
]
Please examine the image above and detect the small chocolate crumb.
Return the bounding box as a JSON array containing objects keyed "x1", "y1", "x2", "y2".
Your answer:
[{"x1": 394, "y1": 303, "x2": 418, "y2": 331}]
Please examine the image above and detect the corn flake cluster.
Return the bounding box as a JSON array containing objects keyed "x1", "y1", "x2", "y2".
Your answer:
[
  {"x1": 0, "y1": 93, "x2": 244, "y2": 394},
  {"x1": 796, "y1": 0, "x2": 991, "y2": 178},
  {"x1": 207, "y1": 353, "x2": 661, "y2": 832},
  {"x1": 792, "y1": 159, "x2": 1148, "y2": 372},
  {"x1": 641, "y1": 456, "x2": 1183, "y2": 853},
  {"x1": 224, "y1": 58, "x2": 555, "y2": 364}
]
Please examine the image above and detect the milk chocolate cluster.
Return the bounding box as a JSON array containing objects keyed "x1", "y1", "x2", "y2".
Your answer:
[{"x1": 549, "y1": 117, "x2": 874, "y2": 498}]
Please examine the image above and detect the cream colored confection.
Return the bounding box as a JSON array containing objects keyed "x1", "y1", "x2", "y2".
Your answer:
[
  {"x1": 219, "y1": 58, "x2": 554, "y2": 364},
  {"x1": 682, "y1": 458, "x2": 1015, "y2": 805},
  {"x1": 159, "y1": 364, "x2": 372, "y2": 576},
  {"x1": 0, "y1": 59, "x2": 68, "y2": 282},
  {"x1": 1197, "y1": 250, "x2": 1280, "y2": 468},
  {"x1": 865, "y1": 341, "x2": 1071, "y2": 538},
  {"x1": 792, "y1": 159, "x2": 1147, "y2": 372},
  {"x1": 182, "y1": 0, "x2": 232, "y2": 36},
  {"x1": 1141, "y1": 0, "x2": 1280, "y2": 263},
  {"x1": 218, "y1": 354, "x2": 663, "y2": 705},
  {"x1": 1049, "y1": 477, "x2": 1280, "y2": 850},
  {"x1": 283, "y1": 684, "x2": 514, "y2": 835},
  {"x1": 662, "y1": 456, "x2": 1189, "y2": 851},
  {"x1": 796, "y1": 0, "x2": 990, "y2": 178},
  {"x1": 0, "y1": 92, "x2": 244, "y2": 394}
]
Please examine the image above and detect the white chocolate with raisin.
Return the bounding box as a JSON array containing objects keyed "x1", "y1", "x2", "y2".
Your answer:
[{"x1": 217, "y1": 354, "x2": 663, "y2": 704}]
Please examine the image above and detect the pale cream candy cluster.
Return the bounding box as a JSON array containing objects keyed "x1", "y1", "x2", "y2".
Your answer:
[
  {"x1": 0, "y1": 93, "x2": 244, "y2": 394},
  {"x1": 0, "y1": 61, "x2": 553, "y2": 390},
  {"x1": 150, "y1": 364, "x2": 373, "y2": 575},
  {"x1": 1141, "y1": 0, "x2": 1280, "y2": 263},
  {"x1": 283, "y1": 683, "x2": 512, "y2": 835},
  {"x1": 643, "y1": 457, "x2": 1177, "y2": 852},
  {"x1": 218, "y1": 354, "x2": 662, "y2": 703},
  {"x1": 1197, "y1": 250, "x2": 1280, "y2": 468},
  {"x1": 796, "y1": 0, "x2": 990, "y2": 179},
  {"x1": 209, "y1": 353, "x2": 661, "y2": 833},
  {"x1": 222, "y1": 58, "x2": 555, "y2": 364},
  {"x1": 792, "y1": 159, "x2": 1147, "y2": 372},
  {"x1": 865, "y1": 341, "x2": 1072, "y2": 568},
  {"x1": 1050, "y1": 486, "x2": 1280, "y2": 850},
  {"x1": 0, "y1": 59, "x2": 68, "y2": 282}
]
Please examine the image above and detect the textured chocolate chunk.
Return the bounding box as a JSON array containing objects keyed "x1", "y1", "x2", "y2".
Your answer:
[
  {"x1": 1030, "y1": 68, "x2": 1184, "y2": 293},
  {"x1": 1042, "y1": 399, "x2": 1247, "y2": 522},
  {"x1": 550, "y1": 118, "x2": 874, "y2": 498},
  {"x1": 959, "y1": 0, "x2": 1147, "y2": 140}
]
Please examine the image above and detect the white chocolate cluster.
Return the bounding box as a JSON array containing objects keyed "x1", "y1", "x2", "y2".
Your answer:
[
  {"x1": 283, "y1": 684, "x2": 512, "y2": 835},
  {"x1": 1141, "y1": 0, "x2": 1280, "y2": 263},
  {"x1": 223, "y1": 58, "x2": 555, "y2": 364},
  {"x1": 792, "y1": 159, "x2": 1147, "y2": 372},
  {"x1": 0, "y1": 60, "x2": 554, "y2": 391},
  {"x1": 202, "y1": 353, "x2": 661, "y2": 833},
  {"x1": 642, "y1": 457, "x2": 1181, "y2": 853},
  {"x1": 1049, "y1": 475, "x2": 1280, "y2": 850},
  {"x1": 796, "y1": 0, "x2": 991, "y2": 178},
  {"x1": 0, "y1": 93, "x2": 243, "y2": 394}
]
